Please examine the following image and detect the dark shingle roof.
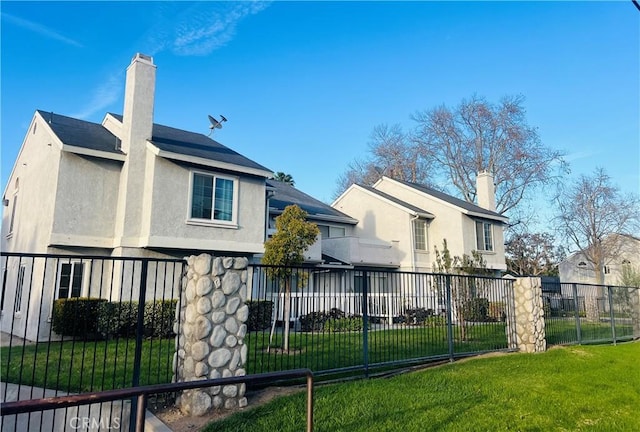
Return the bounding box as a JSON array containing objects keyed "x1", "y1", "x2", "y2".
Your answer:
[
  {"x1": 109, "y1": 114, "x2": 270, "y2": 173},
  {"x1": 392, "y1": 178, "x2": 505, "y2": 220},
  {"x1": 357, "y1": 184, "x2": 434, "y2": 218},
  {"x1": 267, "y1": 179, "x2": 356, "y2": 223},
  {"x1": 37, "y1": 110, "x2": 124, "y2": 155}
]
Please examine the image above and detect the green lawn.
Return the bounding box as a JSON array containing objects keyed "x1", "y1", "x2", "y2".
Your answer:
[
  {"x1": 1, "y1": 323, "x2": 509, "y2": 393},
  {"x1": 545, "y1": 317, "x2": 633, "y2": 346},
  {"x1": 0, "y1": 338, "x2": 174, "y2": 393},
  {"x1": 205, "y1": 342, "x2": 640, "y2": 432}
]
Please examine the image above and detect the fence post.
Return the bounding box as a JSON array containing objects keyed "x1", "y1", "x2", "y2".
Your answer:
[
  {"x1": 607, "y1": 286, "x2": 616, "y2": 345},
  {"x1": 130, "y1": 259, "x2": 149, "y2": 431},
  {"x1": 572, "y1": 283, "x2": 582, "y2": 345},
  {"x1": 445, "y1": 275, "x2": 454, "y2": 362},
  {"x1": 362, "y1": 270, "x2": 369, "y2": 378}
]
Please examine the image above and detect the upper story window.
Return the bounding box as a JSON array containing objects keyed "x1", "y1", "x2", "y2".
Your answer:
[
  {"x1": 7, "y1": 178, "x2": 19, "y2": 237},
  {"x1": 475, "y1": 221, "x2": 493, "y2": 252},
  {"x1": 414, "y1": 219, "x2": 429, "y2": 251},
  {"x1": 189, "y1": 172, "x2": 238, "y2": 226},
  {"x1": 318, "y1": 225, "x2": 346, "y2": 239}
]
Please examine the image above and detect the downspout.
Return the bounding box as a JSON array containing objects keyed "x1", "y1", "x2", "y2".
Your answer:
[{"x1": 409, "y1": 214, "x2": 419, "y2": 272}]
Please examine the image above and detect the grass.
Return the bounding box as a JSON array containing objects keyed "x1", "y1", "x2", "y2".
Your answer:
[
  {"x1": 545, "y1": 317, "x2": 634, "y2": 345},
  {"x1": 204, "y1": 342, "x2": 640, "y2": 432},
  {"x1": 245, "y1": 322, "x2": 509, "y2": 375},
  {"x1": 1, "y1": 338, "x2": 175, "y2": 393}
]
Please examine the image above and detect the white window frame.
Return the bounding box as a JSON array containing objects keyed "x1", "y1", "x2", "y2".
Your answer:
[
  {"x1": 14, "y1": 265, "x2": 26, "y2": 315},
  {"x1": 475, "y1": 220, "x2": 494, "y2": 252},
  {"x1": 413, "y1": 219, "x2": 429, "y2": 251},
  {"x1": 56, "y1": 261, "x2": 87, "y2": 300},
  {"x1": 187, "y1": 171, "x2": 239, "y2": 228}
]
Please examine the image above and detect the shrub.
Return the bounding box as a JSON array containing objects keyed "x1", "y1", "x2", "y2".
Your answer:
[
  {"x1": 324, "y1": 316, "x2": 363, "y2": 332},
  {"x1": 462, "y1": 297, "x2": 490, "y2": 322},
  {"x1": 97, "y1": 301, "x2": 139, "y2": 339},
  {"x1": 144, "y1": 300, "x2": 177, "y2": 338},
  {"x1": 488, "y1": 301, "x2": 506, "y2": 322},
  {"x1": 246, "y1": 300, "x2": 273, "y2": 331},
  {"x1": 52, "y1": 298, "x2": 107, "y2": 339},
  {"x1": 299, "y1": 308, "x2": 349, "y2": 332},
  {"x1": 401, "y1": 307, "x2": 435, "y2": 325},
  {"x1": 424, "y1": 315, "x2": 446, "y2": 327}
]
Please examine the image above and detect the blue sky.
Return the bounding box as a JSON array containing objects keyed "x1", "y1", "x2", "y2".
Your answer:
[{"x1": 2, "y1": 1, "x2": 639, "y2": 213}]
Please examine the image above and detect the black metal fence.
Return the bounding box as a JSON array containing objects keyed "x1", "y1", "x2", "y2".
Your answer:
[
  {"x1": 0, "y1": 252, "x2": 185, "y2": 404},
  {"x1": 245, "y1": 265, "x2": 517, "y2": 377},
  {"x1": 542, "y1": 281, "x2": 639, "y2": 345}
]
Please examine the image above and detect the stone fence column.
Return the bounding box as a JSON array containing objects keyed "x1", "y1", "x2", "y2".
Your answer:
[
  {"x1": 507, "y1": 277, "x2": 546, "y2": 353},
  {"x1": 174, "y1": 254, "x2": 250, "y2": 416},
  {"x1": 631, "y1": 287, "x2": 640, "y2": 340}
]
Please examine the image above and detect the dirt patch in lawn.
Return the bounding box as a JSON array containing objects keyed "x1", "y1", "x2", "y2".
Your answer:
[{"x1": 154, "y1": 386, "x2": 304, "y2": 432}]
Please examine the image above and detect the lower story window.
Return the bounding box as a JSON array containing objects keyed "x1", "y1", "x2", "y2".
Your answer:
[
  {"x1": 57, "y1": 262, "x2": 84, "y2": 299},
  {"x1": 14, "y1": 265, "x2": 26, "y2": 313}
]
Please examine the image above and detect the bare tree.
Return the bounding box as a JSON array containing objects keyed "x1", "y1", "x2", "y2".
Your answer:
[
  {"x1": 412, "y1": 94, "x2": 565, "y2": 215},
  {"x1": 505, "y1": 232, "x2": 565, "y2": 276},
  {"x1": 334, "y1": 124, "x2": 435, "y2": 197},
  {"x1": 554, "y1": 168, "x2": 640, "y2": 284}
]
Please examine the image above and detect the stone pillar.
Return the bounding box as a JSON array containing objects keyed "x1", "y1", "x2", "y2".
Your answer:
[
  {"x1": 631, "y1": 288, "x2": 640, "y2": 340},
  {"x1": 174, "y1": 254, "x2": 250, "y2": 416},
  {"x1": 509, "y1": 277, "x2": 546, "y2": 353}
]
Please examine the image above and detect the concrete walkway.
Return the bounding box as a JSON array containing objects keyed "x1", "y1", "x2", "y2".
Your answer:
[{"x1": 1, "y1": 382, "x2": 171, "y2": 432}]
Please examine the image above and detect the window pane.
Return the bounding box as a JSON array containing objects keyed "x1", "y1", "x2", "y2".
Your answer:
[
  {"x1": 214, "y1": 178, "x2": 234, "y2": 221},
  {"x1": 9, "y1": 195, "x2": 18, "y2": 233},
  {"x1": 318, "y1": 225, "x2": 329, "y2": 239},
  {"x1": 476, "y1": 221, "x2": 484, "y2": 250},
  {"x1": 329, "y1": 226, "x2": 345, "y2": 238},
  {"x1": 191, "y1": 174, "x2": 213, "y2": 219},
  {"x1": 58, "y1": 263, "x2": 71, "y2": 299},
  {"x1": 483, "y1": 223, "x2": 493, "y2": 251},
  {"x1": 14, "y1": 266, "x2": 25, "y2": 313},
  {"x1": 71, "y1": 263, "x2": 83, "y2": 298},
  {"x1": 414, "y1": 219, "x2": 427, "y2": 250}
]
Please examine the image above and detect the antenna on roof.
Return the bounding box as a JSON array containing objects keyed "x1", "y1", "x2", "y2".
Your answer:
[{"x1": 207, "y1": 114, "x2": 227, "y2": 136}]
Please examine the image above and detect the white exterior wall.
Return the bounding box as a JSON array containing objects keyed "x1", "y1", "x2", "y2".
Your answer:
[
  {"x1": 143, "y1": 156, "x2": 266, "y2": 253},
  {"x1": 50, "y1": 152, "x2": 121, "y2": 248},
  {"x1": 333, "y1": 187, "x2": 414, "y2": 270},
  {"x1": 2, "y1": 113, "x2": 62, "y2": 254}
]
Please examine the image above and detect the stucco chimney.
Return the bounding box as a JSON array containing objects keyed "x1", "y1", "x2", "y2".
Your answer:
[
  {"x1": 121, "y1": 53, "x2": 156, "y2": 154},
  {"x1": 476, "y1": 171, "x2": 496, "y2": 212}
]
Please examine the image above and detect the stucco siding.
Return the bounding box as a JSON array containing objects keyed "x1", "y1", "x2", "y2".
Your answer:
[
  {"x1": 2, "y1": 114, "x2": 62, "y2": 254},
  {"x1": 51, "y1": 152, "x2": 121, "y2": 246},
  {"x1": 144, "y1": 157, "x2": 266, "y2": 253}
]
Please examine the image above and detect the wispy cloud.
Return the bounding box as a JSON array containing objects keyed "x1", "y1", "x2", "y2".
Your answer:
[
  {"x1": 1, "y1": 12, "x2": 83, "y2": 47},
  {"x1": 71, "y1": 72, "x2": 123, "y2": 119},
  {"x1": 564, "y1": 149, "x2": 601, "y2": 163},
  {"x1": 148, "y1": 1, "x2": 271, "y2": 56},
  {"x1": 63, "y1": 1, "x2": 270, "y2": 119}
]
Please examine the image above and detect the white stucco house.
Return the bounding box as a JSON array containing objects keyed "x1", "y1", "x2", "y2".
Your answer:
[
  {"x1": 558, "y1": 234, "x2": 640, "y2": 286},
  {"x1": 331, "y1": 174, "x2": 509, "y2": 274},
  {"x1": 1, "y1": 53, "x2": 272, "y2": 340}
]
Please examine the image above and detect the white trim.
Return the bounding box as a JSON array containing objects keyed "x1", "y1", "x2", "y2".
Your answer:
[
  {"x1": 141, "y1": 235, "x2": 264, "y2": 253},
  {"x1": 49, "y1": 233, "x2": 116, "y2": 248},
  {"x1": 61, "y1": 144, "x2": 126, "y2": 161},
  {"x1": 148, "y1": 142, "x2": 272, "y2": 178},
  {"x1": 334, "y1": 184, "x2": 433, "y2": 219},
  {"x1": 378, "y1": 176, "x2": 508, "y2": 223},
  {"x1": 187, "y1": 170, "x2": 239, "y2": 226}
]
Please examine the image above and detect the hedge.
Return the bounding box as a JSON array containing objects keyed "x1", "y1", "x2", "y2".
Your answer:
[
  {"x1": 53, "y1": 298, "x2": 177, "y2": 339},
  {"x1": 246, "y1": 300, "x2": 273, "y2": 331}
]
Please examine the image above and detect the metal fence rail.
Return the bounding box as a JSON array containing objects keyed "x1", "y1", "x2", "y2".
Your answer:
[
  {"x1": 1, "y1": 368, "x2": 315, "y2": 432},
  {"x1": 1, "y1": 253, "x2": 185, "y2": 403},
  {"x1": 542, "y1": 282, "x2": 639, "y2": 346},
  {"x1": 246, "y1": 265, "x2": 517, "y2": 377}
]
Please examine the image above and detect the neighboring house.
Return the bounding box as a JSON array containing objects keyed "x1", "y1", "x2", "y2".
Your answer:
[
  {"x1": 558, "y1": 234, "x2": 640, "y2": 286},
  {"x1": 331, "y1": 174, "x2": 509, "y2": 275},
  {"x1": 1, "y1": 53, "x2": 272, "y2": 340}
]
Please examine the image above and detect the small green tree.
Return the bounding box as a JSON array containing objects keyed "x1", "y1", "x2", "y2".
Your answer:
[
  {"x1": 433, "y1": 239, "x2": 490, "y2": 341},
  {"x1": 273, "y1": 172, "x2": 295, "y2": 186},
  {"x1": 262, "y1": 205, "x2": 319, "y2": 352}
]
